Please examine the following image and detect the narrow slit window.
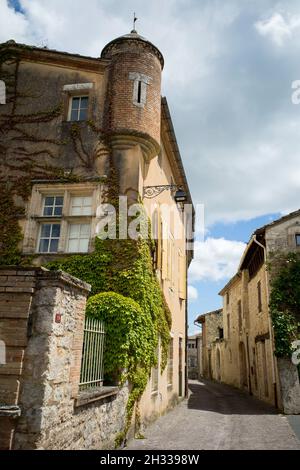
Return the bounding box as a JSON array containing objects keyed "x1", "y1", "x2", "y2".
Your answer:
[{"x1": 137, "y1": 81, "x2": 142, "y2": 104}]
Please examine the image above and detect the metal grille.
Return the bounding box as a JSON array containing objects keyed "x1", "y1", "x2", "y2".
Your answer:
[{"x1": 79, "y1": 316, "x2": 105, "y2": 390}]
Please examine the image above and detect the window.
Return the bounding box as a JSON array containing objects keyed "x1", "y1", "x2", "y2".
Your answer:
[
  {"x1": 67, "y1": 224, "x2": 91, "y2": 253},
  {"x1": 257, "y1": 281, "x2": 262, "y2": 312},
  {"x1": 137, "y1": 80, "x2": 142, "y2": 104},
  {"x1": 79, "y1": 316, "x2": 105, "y2": 391},
  {"x1": 226, "y1": 292, "x2": 230, "y2": 305},
  {"x1": 218, "y1": 327, "x2": 224, "y2": 340},
  {"x1": 43, "y1": 196, "x2": 64, "y2": 217},
  {"x1": 38, "y1": 223, "x2": 61, "y2": 253},
  {"x1": 71, "y1": 196, "x2": 92, "y2": 216},
  {"x1": 25, "y1": 185, "x2": 99, "y2": 256},
  {"x1": 167, "y1": 338, "x2": 173, "y2": 386},
  {"x1": 296, "y1": 234, "x2": 300, "y2": 246},
  {"x1": 129, "y1": 72, "x2": 151, "y2": 108},
  {"x1": 69, "y1": 96, "x2": 89, "y2": 121}
]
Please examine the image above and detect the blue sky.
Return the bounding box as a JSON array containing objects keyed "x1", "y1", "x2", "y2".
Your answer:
[
  {"x1": 1, "y1": 1, "x2": 300, "y2": 335},
  {"x1": 188, "y1": 212, "x2": 281, "y2": 334}
]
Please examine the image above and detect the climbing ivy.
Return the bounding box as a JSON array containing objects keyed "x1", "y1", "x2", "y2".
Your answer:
[
  {"x1": 0, "y1": 43, "x2": 106, "y2": 262},
  {"x1": 0, "y1": 42, "x2": 172, "y2": 445},
  {"x1": 268, "y1": 251, "x2": 300, "y2": 357},
  {"x1": 46, "y1": 157, "x2": 171, "y2": 445},
  {"x1": 46, "y1": 233, "x2": 172, "y2": 445}
]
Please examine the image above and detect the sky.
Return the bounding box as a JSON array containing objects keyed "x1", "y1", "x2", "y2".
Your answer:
[{"x1": 1, "y1": 0, "x2": 300, "y2": 335}]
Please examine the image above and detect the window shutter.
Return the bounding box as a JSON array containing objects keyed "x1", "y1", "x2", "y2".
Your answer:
[
  {"x1": 179, "y1": 251, "x2": 186, "y2": 299},
  {"x1": 161, "y1": 223, "x2": 168, "y2": 280},
  {"x1": 157, "y1": 213, "x2": 162, "y2": 270}
]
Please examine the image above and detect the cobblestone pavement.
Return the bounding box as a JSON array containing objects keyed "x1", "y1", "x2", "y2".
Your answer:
[{"x1": 126, "y1": 379, "x2": 300, "y2": 450}]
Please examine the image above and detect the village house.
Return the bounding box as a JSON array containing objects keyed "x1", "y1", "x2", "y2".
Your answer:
[
  {"x1": 0, "y1": 28, "x2": 194, "y2": 450},
  {"x1": 195, "y1": 309, "x2": 223, "y2": 381},
  {"x1": 187, "y1": 334, "x2": 202, "y2": 380},
  {"x1": 196, "y1": 210, "x2": 300, "y2": 414}
]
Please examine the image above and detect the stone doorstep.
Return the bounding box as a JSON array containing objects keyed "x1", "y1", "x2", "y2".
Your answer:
[
  {"x1": 0, "y1": 405, "x2": 21, "y2": 418},
  {"x1": 74, "y1": 386, "x2": 119, "y2": 408}
]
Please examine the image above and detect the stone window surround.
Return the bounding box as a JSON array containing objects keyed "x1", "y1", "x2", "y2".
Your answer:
[
  {"x1": 23, "y1": 182, "x2": 102, "y2": 255},
  {"x1": 129, "y1": 72, "x2": 152, "y2": 108},
  {"x1": 62, "y1": 82, "x2": 94, "y2": 122},
  {"x1": 67, "y1": 95, "x2": 89, "y2": 122}
]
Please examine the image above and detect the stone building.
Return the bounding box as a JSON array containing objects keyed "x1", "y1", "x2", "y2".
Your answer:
[
  {"x1": 0, "y1": 29, "x2": 194, "y2": 449},
  {"x1": 195, "y1": 309, "x2": 223, "y2": 381},
  {"x1": 196, "y1": 210, "x2": 300, "y2": 414},
  {"x1": 187, "y1": 334, "x2": 202, "y2": 380}
]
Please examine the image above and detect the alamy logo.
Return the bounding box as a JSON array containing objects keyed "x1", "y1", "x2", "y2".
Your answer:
[{"x1": 0, "y1": 340, "x2": 6, "y2": 365}]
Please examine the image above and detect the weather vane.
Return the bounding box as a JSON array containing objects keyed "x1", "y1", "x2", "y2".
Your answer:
[{"x1": 133, "y1": 12, "x2": 138, "y2": 32}]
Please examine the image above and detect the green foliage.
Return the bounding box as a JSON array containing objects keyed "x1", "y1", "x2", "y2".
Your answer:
[
  {"x1": 269, "y1": 251, "x2": 300, "y2": 357},
  {"x1": 86, "y1": 291, "x2": 154, "y2": 444},
  {"x1": 46, "y1": 233, "x2": 171, "y2": 445},
  {"x1": 0, "y1": 46, "x2": 171, "y2": 443},
  {"x1": 0, "y1": 184, "x2": 24, "y2": 265},
  {"x1": 86, "y1": 292, "x2": 154, "y2": 380}
]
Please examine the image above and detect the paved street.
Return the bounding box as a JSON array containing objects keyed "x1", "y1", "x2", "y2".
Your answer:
[{"x1": 127, "y1": 380, "x2": 300, "y2": 450}]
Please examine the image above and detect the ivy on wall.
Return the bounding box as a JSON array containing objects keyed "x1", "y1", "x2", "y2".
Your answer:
[
  {"x1": 268, "y1": 251, "x2": 300, "y2": 357},
  {"x1": 0, "y1": 43, "x2": 172, "y2": 446},
  {"x1": 47, "y1": 233, "x2": 172, "y2": 445},
  {"x1": 0, "y1": 44, "x2": 104, "y2": 262},
  {"x1": 46, "y1": 153, "x2": 172, "y2": 445}
]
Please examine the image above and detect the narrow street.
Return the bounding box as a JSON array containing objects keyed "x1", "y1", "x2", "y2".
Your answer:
[{"x1": 127, "y1": 380, "x2": 300, "y2": 450}]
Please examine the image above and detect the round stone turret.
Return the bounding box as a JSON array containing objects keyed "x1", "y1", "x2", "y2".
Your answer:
[{"x1": 101, "y1": 30, "x2": 164, "y2": 161}]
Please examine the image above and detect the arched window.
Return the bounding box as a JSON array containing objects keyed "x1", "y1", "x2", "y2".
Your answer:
[{"x1": 0, "y1": 80, "x2": 6, "y2": 104}]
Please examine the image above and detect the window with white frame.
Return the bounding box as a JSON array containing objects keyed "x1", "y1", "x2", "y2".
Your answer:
[
  {"x1": 35, "y1": 189, "x2": 95, "y2": 254},
  {"x1": 70, "y1": 196, "x2": 92, "y2": 216},
  {"x1": 38, "y1": 223, "x2": 61, "y2": 253},
  {"x1": 43, "y1": 196, "x2": 64, "y2": 217},
  {"x1": 69, "y1": 96, "x2": 89, "y2": 121},
  {"x1": 67, "y1": 223, "x2": 91, "y2": 253}
]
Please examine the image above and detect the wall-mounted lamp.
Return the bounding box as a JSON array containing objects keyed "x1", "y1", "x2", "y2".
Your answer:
[{"x1": 143, "y1": 184, "x2": 187, "y2": 203}]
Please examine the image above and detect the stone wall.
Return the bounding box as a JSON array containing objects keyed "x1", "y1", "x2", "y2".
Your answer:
[
  {"x1": 277, "y1": 358, "x2": 300, "y2": 414},
  {"x1": 0, "y1": 267, "x2": 129, "y2": 450},
  {"x1": 201, "y1": 310, "x2": 223, "y2": 380}
]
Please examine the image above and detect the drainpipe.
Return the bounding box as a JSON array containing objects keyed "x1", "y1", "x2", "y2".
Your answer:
[
  {"x1": 185, "y1": 267, "x2": 189, "y2": 398},
  {"x1": 253, "y1": 235, "x2": 278, "y2": 408}
]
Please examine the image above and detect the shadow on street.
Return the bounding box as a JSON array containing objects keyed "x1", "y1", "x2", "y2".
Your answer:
[{"x1": 187, "y1": 379, "x2": 278, "y2": 416}]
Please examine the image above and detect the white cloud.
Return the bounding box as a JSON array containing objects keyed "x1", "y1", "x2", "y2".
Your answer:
[
  {"x1": 0, "y1": 0, "x2": 29, "y2": 43},
  {"x1": 1, "y1": 1, "x2": 300, "y2": 226},
  {"x1": 255, "y1": 12, "x2": 300, "y2": 46},
  {"x1": 189, "y1": 238, "x2": 246, "y2": 282},
  {"x1": 188, "y1": 285, "x2": 198, "y2": 301}
]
